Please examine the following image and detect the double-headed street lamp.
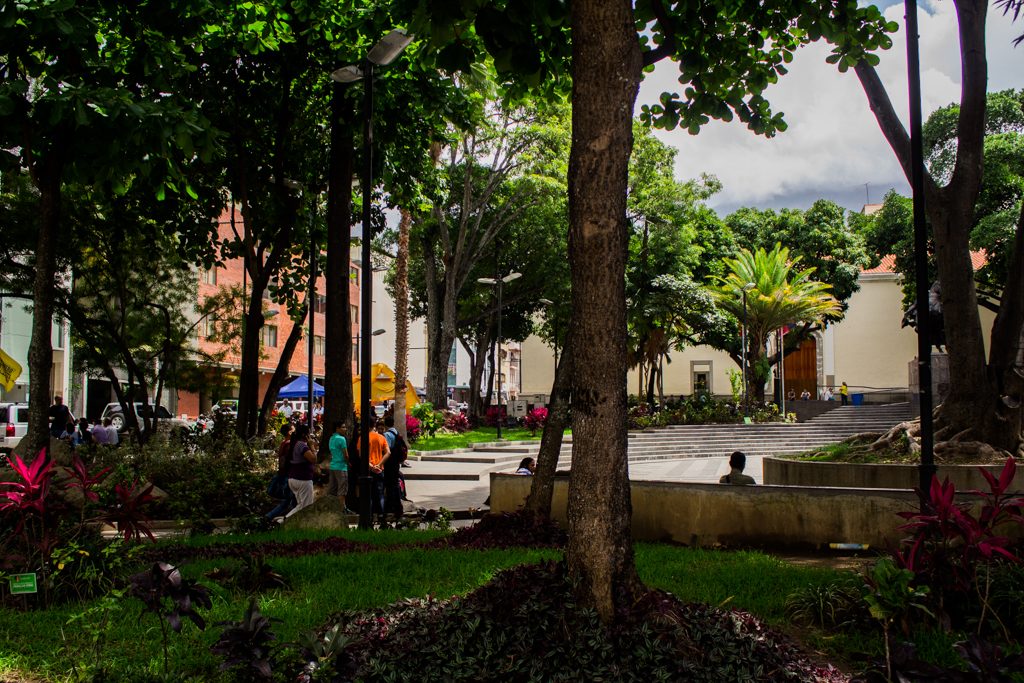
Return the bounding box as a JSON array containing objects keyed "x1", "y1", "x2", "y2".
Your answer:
[
  {"x1": 331, "y1": 28, "x2": 412, "y2": 529},
  {"x1": 478, "y1": 272, "x2": 521, "y2": 440},
  {"x1": 740, "y1": 283, "x2": 755, "y2": 416}
]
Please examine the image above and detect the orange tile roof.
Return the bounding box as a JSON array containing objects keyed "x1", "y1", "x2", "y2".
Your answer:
[{"x1": 861, "y1": 251, "x2": 987, "y2": 274}]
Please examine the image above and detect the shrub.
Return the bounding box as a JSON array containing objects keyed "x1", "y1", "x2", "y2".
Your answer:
[
  {"x1": 211, "y1": 601, "x2": 280, "y2": 681},
  {"x1": 523, "y1": 407, "x2": 548, "y2": 435},
  {"x1": 484, "y1": 405, "x2": 506, "y2": 427},
  {"x1": 405, "y1": 414, "x2": 421, "y2": 441},
  {"x1": 410, "y1": 402, "x2": 443, "y2": 438},
  {"x1": 443, "y1": 411, "x2": 470, "y2": 433}
]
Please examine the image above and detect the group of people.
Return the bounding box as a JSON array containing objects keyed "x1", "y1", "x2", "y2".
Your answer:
[
  {"x1": 784, "y1": 382, "x2": 851, "y2": 405},
  {"x1": 267, "y1": 413, "x2": 410, "y2": 522},
  {"x1": 48, "y1": 395, "x2": 120, "y2": 450}
]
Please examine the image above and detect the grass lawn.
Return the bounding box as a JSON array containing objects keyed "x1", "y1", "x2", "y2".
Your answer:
[
  {"x1": 410, "y1": 426, "x2": 554, "y2": 451},
  {"x1": 0, "y1": 529, "x2": 877, "y2": 682}
]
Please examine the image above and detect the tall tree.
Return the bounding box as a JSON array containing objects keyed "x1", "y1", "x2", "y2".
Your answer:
[
  {"x1": 404, "y1": 0, "x2": 895, "y2": 620},
  {"x1": 0, "y1": 0, "x2": 217, "y2": 455},
  {"x1": 712, "y1": 244, "x2": 842, "y2": 401},
  {"x1": 851, "y1": 1, "x2": 1024, "y2": 453}
]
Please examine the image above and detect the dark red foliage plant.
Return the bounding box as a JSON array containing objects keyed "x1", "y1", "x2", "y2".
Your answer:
[{"x1": 895, "y1": 457, "x2": 1024, "y2": 631}]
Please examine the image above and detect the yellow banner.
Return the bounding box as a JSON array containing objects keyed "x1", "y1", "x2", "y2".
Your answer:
[{"x1": 0, "y1": 347, "x2": 23, "y2": 392}]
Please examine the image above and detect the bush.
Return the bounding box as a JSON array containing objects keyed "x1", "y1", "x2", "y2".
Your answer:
[
  {"x1": 443, "y1": 411, "x2": 471, "y2": 433},
  {"x1": 484, "y1": 405, "x2": 506, "y2": 427},
  {"x1": 523, "y1": 407, "x2": 548, "y2": 435},
  {"x1": 410, "y1": 402, "x2": 443, "y2": 438},
  {"x1": 405, "y1": 414, "x2": 422, "y2": 441}
]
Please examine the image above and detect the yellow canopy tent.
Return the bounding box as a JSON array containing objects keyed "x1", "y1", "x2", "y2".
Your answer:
[{"x1": 352, "y1": 363, "x2": 419, "y2": 415}]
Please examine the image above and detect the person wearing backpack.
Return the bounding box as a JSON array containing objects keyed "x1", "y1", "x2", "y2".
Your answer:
[{"x1": 383, "y1": 415, "x2": 408, "y2": 516}]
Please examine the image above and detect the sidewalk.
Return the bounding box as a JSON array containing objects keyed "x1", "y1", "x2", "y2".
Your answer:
[{"x1": 404, "y1": 453, "x2": 762, "y2": 512}]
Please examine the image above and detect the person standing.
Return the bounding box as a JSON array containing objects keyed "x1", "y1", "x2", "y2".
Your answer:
[
  {"x1": 91, "y1": 418, "x2": 108, "y2": 445},
  {"x1": 48, "y1": 395, "x2": 71, "y2": 438},
  {"x1": 381, "y1": 415, "x2": 407, "y2": 515},
  {"x1": 266, "y1": 424, "x2": 295, "y2": 520},
  {"x1": 285, "y1": 424, "x2": 317, "y2": 517},
  {"x1": 102, "y1": 417, "x2": 120, "y2": 445},
  {"x1": 357, "y1": 419, "x2": 390, "y2": 516},
  {"x1": 326, "y1": 420, "x2": 349, "y2": 506},
  {"x1": 840, "y1": 382, "x2": 849, "y2": 406}
]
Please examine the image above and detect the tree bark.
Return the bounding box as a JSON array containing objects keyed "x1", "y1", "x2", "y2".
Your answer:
[
  {"x1": 565, "y1": 0, "x2": 644, "y2": 622},
  {"x1": 422, "y1": 229, "x2": 452, "y2": 407},
  {"x1": 393, "y1": 209, "x2": 412, "y2": 439},
  {"x1": 324, "y1": 83, "x2": 356, "y2": 446},
  {"x1": 525, "y1": 339, "x2": 573, "y2": 517},
  {"x1": 25, "y1": 167, "x2": 61, "y2": 458}
]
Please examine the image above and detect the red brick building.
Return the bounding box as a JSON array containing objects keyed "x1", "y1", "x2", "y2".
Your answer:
[{"x1": 177, "y1": 209, "x2": 360, "y2": 417}]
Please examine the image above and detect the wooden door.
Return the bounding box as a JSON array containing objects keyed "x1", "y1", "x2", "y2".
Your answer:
[{"x1": 783, "y1": 337, "x2": 817, "y2": 399}]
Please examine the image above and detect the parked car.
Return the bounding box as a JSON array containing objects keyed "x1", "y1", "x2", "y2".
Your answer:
[
  {"x1": 214, "y1": 399, "x2": 238, "y2": 417},
  {"x1": 99, "y1": 402, "x2": 192, "y2": 434},
  {"x1": 0, "y1": 402, "x2": 29, "y2": 454}
]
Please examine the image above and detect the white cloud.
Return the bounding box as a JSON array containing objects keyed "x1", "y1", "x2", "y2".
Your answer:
[{"x1": 637, "y1": 1, "x2": 1024, "y2": 215}]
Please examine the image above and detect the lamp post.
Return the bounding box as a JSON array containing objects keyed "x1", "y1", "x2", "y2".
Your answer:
[
  {"x1": 332, "y1": 28, "x2": 413, "y2": 529},
  {"x1": 307, "y1": 201, "x2": 317, "y2": 432},
  {"x1": 740, "y1": 283, "x2": 755, "y2": 417},
  {"x1": 538, "y1": 298, "x2": 559, "y2": 367},
  {"x1": 478, "y1": 272, "x2": 521, "y2": 440}
]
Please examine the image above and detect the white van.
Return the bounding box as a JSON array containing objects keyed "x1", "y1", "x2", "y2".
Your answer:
[{"x1": 0, "y1": 402, "x2": 29, "y2": 453}]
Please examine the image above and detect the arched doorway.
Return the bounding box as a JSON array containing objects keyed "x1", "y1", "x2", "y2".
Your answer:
[{"x1": 784, "y1": 337, "x2": 817, "y2": 399}]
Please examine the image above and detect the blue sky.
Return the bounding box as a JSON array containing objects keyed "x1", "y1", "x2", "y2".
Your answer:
[{"x1": 637, "y1": 1, "x2": 1024, "y2": 216}]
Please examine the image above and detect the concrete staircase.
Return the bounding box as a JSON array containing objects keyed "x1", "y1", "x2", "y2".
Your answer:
[{"x1": 405, "y1": 403, "x2": 915, "y2": 481}]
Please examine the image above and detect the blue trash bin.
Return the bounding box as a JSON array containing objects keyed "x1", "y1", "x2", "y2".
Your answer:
[{"x1": 851, "y1": 393, "x2": 864, "y2": 406}]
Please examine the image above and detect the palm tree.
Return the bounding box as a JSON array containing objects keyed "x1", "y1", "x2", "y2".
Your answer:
[{"x1": 712, "y1": 244, "x2": 841, "y2": 401}]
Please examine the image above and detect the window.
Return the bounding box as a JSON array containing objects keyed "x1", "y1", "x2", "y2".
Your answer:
[
  {"x1": 314, "y1": 294, "x2": 327, "y2": 315},
  {"x1": 350, "y1": 265, "x2": 358, "y2": 280},
  {"x1": 201, "y1": 317, "x2": 217, "y2": 339},
  {"x1": 351, "y1": 304, "x2": 359, "y2": 323},
  {"x1": 202, "y1": 267, "x2": 217, "y2": 285},
  {"x1": 352, "y1": 339, "x2": 359, "y2": 363},
  {"x1": 690, "y1": 361, "x2": 713, "y2": 395},
  {"x1": 261, "y1": 324, "x2": 278, "y2": 348},
  {"x1": 314, "y1": 335, "x2": 325, "y2": 356}
]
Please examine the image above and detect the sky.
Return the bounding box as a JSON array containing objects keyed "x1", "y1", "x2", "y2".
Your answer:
[{"x1": 636, "y1": 0, "x2": 1024, "y2": 216}]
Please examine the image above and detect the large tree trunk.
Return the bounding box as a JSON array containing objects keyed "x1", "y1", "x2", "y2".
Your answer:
[
  {"x1": 422, "y1": 229, "x2": 451, "y2": 407},
  {"x1": 565, "y1": 0, "x2": 644, "y2": 623},
  {"x1": 235, "y1": 290, "x2": 267, "y2": 439},
  {"x1": 393, "y1": 209, "x2": 412, "y2": 439},
  {"x1": 525, "y1": 339, "x2": 573, "y2": 518},
  {"x1": 324, "y1": 83, "x2": 356, "y2": 446},
  {"x1": 852, "y1": 0, "x2": 1020, "y2": 453},
  {"x1": 25, "y1": 169, "x2": 61, "y2": 458}
]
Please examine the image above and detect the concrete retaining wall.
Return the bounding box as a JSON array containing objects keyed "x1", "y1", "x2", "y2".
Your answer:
[
  {"x1": 763, "y1": 456, "x2": 1010, "y2": 490},
  {"x1": 490, "y1": 473, "x2": 926, "y2": 549}
]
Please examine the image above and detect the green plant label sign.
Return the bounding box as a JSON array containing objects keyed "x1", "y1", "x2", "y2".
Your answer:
[
  {"x1": 10, "y1": 573, "x2": 37, "y2": 595},
  {"x1": 743, "y1": 417, "x2": 752, "y2": 425}
]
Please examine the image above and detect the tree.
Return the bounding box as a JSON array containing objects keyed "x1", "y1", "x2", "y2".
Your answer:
[
  {"x1": 0, "y1": 0, "x2": 218, "y2": 455},
  {"x1": 851, "y1": 2, "x2": 1024, "y2": 453},
  {"x1": 416, "y1": 101, "x2": 569, "y2": 408},
  {"x1": 711, "y1": 244, "x2": 842, "y2": 401},
  {"x1": 404, "y1": 0, "x2": 895, "y2": 621}
]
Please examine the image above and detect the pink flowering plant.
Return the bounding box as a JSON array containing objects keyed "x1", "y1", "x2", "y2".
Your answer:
[{"x1": 523, "y1": 407, "x2": 548, "y2": 435}]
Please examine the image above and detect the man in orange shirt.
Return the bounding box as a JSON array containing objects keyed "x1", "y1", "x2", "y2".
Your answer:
[{"x1": 359, "y1": 419, "x2": 390, "y2": 514}]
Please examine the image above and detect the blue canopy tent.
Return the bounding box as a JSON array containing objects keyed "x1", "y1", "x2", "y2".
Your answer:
[{"x1": 277, "y1": 375, "x2": 325, "y2": 399}]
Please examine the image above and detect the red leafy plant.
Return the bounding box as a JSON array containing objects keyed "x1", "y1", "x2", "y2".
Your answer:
[
  {"x1": 96, "y1": 479, "x2": 157, "y2": 542},
  {"x1": 523, "y1": 407, "x2": 548, "y2": 435},
  {"x1": 894, "y1": 457, "x2": 1024, "y2": 632},
  {"x1": 129, "y1": 562, "x2": 212, "y2": 672},
  {"x1": 443, "y1": 411, "x2": 470, "y2": 433}
]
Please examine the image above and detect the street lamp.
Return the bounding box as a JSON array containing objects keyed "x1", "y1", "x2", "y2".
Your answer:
[
  {"x1": 478, "y1": 272, "x2": 521, "y2": 440},
  {"x1": 332, "y1": 28, "x2": 412, "y2": 529},
  {"x1": 539, "y1": 298, "x2": 559, "y2": 367},
  {"x1": 740, "y1": 283, "x2": 756, "y2": 417}
]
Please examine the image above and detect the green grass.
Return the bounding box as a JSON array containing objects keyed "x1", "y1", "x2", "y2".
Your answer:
[
  {"x1": 636, "y1": 544, "x2": 850, "y2": 623},
  {"x1": 154, "y1": 527, "x2": 449, "y2": 549},
  {"x1": 0, "y1": 536, "x2": 897, "y2": 682},
  {"x1": 786, "y1": 440, "x2": 913, "y2": 464},
  {"x1": 410, "y1": 427, "x2": 553, "y2": 451}
]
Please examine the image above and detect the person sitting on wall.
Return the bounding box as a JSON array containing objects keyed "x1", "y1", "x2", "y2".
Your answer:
[
  {"x1": 786, "y1": 389, "x2": 796, "y2": 402},
  {"x1": 719, "y1": 451, "x2": 756, "y2": 486},
  {"x1": 515, "y1": 457, "x2": 536, "y2": 475},
  {"x1": 800, "y1": 389, "x2": 811, "y2": 400}
]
